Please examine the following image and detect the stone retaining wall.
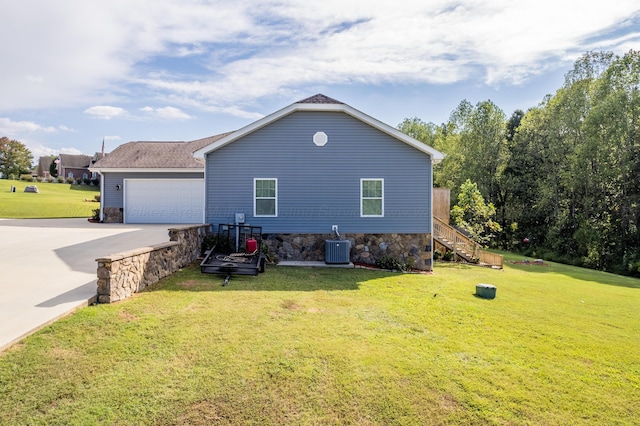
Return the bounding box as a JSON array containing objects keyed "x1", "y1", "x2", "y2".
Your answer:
[
  {"x1": 263, "y1": 233, "x2": 433, "y2": 270},
  {"x1": 96, "y1": 224, "x2": 210, "y2": 303}
]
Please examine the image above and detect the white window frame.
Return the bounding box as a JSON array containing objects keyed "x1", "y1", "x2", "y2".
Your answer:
[
  {"x1": 360, "y1": 178, "x2": 384, "y2": 217},
  {"x1": 254, "y1": 178, "x2": 278, "y2": 217}
]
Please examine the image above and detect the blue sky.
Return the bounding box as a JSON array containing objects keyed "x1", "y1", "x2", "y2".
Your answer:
[{"x1": 1, "y1": 1, "x2": 639, "y2": 160}]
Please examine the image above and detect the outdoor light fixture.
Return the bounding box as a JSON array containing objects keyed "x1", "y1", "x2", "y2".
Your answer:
[{"x1": 116, "y1": 184, "x2": 121, "y2": 191}]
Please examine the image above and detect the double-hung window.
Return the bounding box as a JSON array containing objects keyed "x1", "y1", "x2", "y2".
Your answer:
[
  {"x1": 361, "y1": 178, "x2": 384, "y2": 217},
  {"x1": 254, "y1": 178, "x2": 277, "y2": 217}
]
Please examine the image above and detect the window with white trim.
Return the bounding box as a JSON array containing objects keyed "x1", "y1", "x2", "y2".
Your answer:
[
  {"x1": 254, "y1": 178, "x2": 277, "y2": 217},
  {"x1": 361, "y1": 178, "x2": 384, "y2": 217}
]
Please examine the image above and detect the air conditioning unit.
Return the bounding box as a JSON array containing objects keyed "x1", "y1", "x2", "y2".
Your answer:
[{"x1": 325, "y1": 240, "x2": 351, "y2": 264}]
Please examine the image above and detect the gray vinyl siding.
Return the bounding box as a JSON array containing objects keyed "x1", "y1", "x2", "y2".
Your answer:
[
  {"x1": 205, "y1": 111, "x2": 433, "y2": 234},
  {"x1": 102, "y1": 172, "x2": 203, "y2": 209}
]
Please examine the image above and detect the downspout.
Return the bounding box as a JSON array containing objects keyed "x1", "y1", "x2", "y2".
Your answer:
[
  {"x1": 202, "y1": 157, "x2": 207, "y2": 225},
  {"x1": 99, "y1": 172, "x2": 105, "y2": 222}
]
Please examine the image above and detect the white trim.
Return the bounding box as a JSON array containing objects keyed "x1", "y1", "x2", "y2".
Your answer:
[
  {"x1": 253, "y1": 178, "x2": 278, "y2": 217},
  {"x1": 360, "y1": 178, "x2": 384, "y2": 217},
  {"x1": 192, "y1": 102, "x2": 445, "y2": 163}
]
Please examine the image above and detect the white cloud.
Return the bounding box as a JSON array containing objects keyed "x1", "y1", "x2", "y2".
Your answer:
[
  {"x1": 84, "y1": 106, "x2": 128, "y2": 120},
  {"x1": 22, "y1": 143, "x2": 82, "y2": 159},
  {"x1": 0, "y1": 117, "x2": 57, "y2": 134},
  {"x1": 59, "y1": 147, "x2": 84, "y2": 155},
  {"x1": 28, "y1": 144, "x2": 59, "y2": 158},
  {"x1": 140, "y1": 106, "x2": 193, "y2": 120},
  {"x1": 131, "y1": 1, "x2": 640, "y2": 116},
  {"x1": 0, "y1": 0, "x2": 638, "y2": 118}
]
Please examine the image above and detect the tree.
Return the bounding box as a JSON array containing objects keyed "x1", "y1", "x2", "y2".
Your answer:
[
  {"x1": 49, "y1": 157, "x2": 58, "y2": 178},
  {"x1": 397, "y1": 117, "x2": 439, "y2": 147},
  {"x1": 0, "y1": 137, "x2": 33, "y2": 179},
  {"x1": 440, "y1": 100, "x2": 507, "y2": 204},
  {"x1": 451, "y1": 179, "x2": 502, "y2": 247}
]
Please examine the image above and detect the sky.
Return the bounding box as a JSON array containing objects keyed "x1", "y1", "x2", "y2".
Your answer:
[{"x1": 1, "y1": 1, "x2": 639, "y2": 160}]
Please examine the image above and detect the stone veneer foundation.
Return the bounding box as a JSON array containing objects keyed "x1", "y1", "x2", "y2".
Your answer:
[
  {"x1": 102, "y1": 207, "x2": 123, "y2": 223},
  {"x1": 263, "y1": 233, "x2": 433, "y2": 271},
  {"x1": 96, "y1": 224, "x2": 209, "y2": 303}
]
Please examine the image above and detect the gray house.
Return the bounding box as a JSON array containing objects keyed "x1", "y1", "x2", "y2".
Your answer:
[
  {"x1": 91, "y1": 94, "x2": 443, "y2": 270},
  {"x1": 90, "y1": 133, "x2": 230, "y2": 223},
  {"x1": 193, "y1": 94, "x2": 444, "y2": 270}
]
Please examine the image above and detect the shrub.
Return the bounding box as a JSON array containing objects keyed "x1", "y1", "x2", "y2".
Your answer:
[
  {"x1": 65, "y1": 177, "x2": 74, "y2": 184},
  {"x1": 20, "y1": 174, "x2": 33, "y2": 181},
  {"x1": 376, "y1": 255, "x2": 408, "y2": 272},
  {"x1": 201, "y1": 233, "x2": 232, "y2": 255},
  {"x1": 442, "y1": 250, "x2": 455, "y2": 261},
  {"x1": 94, "y1": 194, "x2": 101, "y2": 202},
  {"x1": 261, "y1": 242, "x2": 277, "y2": 264},
  {"x1": 91, "y1": 208, "x2": 100, "y2": 221}
]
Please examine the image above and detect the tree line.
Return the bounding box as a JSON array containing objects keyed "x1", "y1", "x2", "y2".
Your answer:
[{"x1": 400, "y1": 50, "x2": 640, "y2": 277}]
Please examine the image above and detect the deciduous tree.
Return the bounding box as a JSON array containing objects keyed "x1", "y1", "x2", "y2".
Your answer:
[{"x1": 0, "y1": 137, "x2": 33, "y2": 179}]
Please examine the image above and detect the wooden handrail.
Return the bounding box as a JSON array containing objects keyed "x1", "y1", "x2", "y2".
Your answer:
[{"x1": 433, "y1": 216, "x2": 503, "y2": 268}]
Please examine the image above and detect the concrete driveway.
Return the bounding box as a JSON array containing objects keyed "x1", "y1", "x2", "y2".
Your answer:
[{"x1": 0, "y1": 218, "x2": 172, "y2": 352}]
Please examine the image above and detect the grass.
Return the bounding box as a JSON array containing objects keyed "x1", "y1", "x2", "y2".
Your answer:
[
  {"x1": 0, "y1": 254, "x2": 639, "y2": 425},
  {"x1": 0, "y1": 179, "x2": 99, "y2": 218}
]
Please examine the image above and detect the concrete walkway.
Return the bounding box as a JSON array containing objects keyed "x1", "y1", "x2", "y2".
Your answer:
[{"x1": 0, "y1": 218, "x2": 172, "y2": 352}]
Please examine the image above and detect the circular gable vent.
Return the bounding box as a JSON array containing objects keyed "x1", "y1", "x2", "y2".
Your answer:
[{"x1": 313, "y1": 131, "x2": 328, "y2": 147}]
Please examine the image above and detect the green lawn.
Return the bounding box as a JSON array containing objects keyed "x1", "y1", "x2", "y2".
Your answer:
[
  {"x1": 0, "y1": 179, "x2": 99, "y2": 218},
  {"x1": 0, "y1": 253, "x2": 638, "y2": 424}
]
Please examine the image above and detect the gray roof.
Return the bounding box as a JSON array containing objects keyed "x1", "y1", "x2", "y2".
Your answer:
[
  {"x1": 37, "y1": 156, "x2": 55, "y2": 176},
  {"x1": 297, "y1": 94, "x2": 344, "y2": 104},
  {"x1": 60, "y1": 154, "x2": 92, "y2": 169},
  {"x1": 90, "y1": 132, "x2": 232, "y2": 169}
]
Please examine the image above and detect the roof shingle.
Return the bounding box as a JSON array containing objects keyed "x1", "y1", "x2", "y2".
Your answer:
[
  {"x1": 90, "y1": 132, "x2": 232, "y2": 169},
  {"x1": 297, "y1": 94, "x2": 344, "y2": 104}
]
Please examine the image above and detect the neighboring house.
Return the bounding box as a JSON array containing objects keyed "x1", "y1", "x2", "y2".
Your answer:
[
  {"x1": 57, "y1": 154, "x2": 92, "y2": 181},
  {"x1": 193, "y1": 94, "x2": 444, "y2": 270},
  {"x1": 89, "y1": 152, "x2": 106, "y2": 181},
  {"x1": 36, "y1": 156, "x2": 55, "y2": 179},
  {"x1": 36, "y1": 153, "x2": 105, "y2": 181},
  {"x1": 89, "y1": 134, "x2": 230, "y2": 224}
]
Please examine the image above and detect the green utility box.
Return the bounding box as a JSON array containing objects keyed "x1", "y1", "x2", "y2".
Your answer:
[{"x1": 476, "y1": 283, "x2": 496, "y2": 299}]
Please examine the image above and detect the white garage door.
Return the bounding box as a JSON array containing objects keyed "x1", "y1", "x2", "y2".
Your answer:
[{"x1": 124, "y1": 179, "x2": 204, "y2": 224}]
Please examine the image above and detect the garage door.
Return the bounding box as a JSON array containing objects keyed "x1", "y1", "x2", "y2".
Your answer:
[{"x1": 124, "y1": 179, "x2": 204, "y2": 224}]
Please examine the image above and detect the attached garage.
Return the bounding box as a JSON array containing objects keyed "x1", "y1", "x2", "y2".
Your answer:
[{"x1": 124, "y1": 179, "x2": 204, "y2": 224}]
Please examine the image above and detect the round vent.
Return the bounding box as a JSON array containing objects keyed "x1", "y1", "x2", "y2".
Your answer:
[{"x1": 313, "y1": 131, "x2": 328, "y2": 147}]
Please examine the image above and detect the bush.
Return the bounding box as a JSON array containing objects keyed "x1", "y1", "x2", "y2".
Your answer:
[
  {"x1": 20, "y1": 174, "x2": 33, "y2": 181},
  {"x1": 65, "y1": 177, "x2": 74, "y2": 184},
  {"x1": 442, "y1": 250, "x2": 455, "y2": 261},
  {"x1": 91, "y1": 208, "x2": 100, "y2": 221},
  {"x1": 94, "y1": 194, "x2": 101, "y2": 202},
  {"x1": 261, "y1": 243, "x2": 277, "y2": 264},
  {"x1": 201, "y1": 233, "x2": 232, "y2": 255},
  {"x1": 376, "y1": 255, "x2": 408, "y2": 272}
]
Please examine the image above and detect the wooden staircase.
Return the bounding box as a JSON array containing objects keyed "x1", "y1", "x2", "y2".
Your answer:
[{"x1": 433, "y1": 216, "x2": 503, "y2": 268}]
